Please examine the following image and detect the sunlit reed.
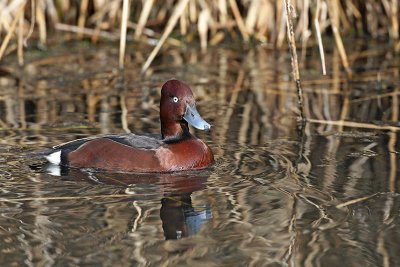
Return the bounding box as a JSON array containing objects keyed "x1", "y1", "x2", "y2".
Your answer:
[{"x1": 0, "y1": 0, "x2": 399, "y2": 71}]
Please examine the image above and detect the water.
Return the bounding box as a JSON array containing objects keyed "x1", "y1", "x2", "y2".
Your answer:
[{"x1": 0, "y1": 40, "x2": 399, "y2": 266}]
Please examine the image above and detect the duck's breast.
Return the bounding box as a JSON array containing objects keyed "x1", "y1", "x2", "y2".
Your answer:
[{"x1": 156, "y1": 138, "x2": 214, "y2": 171}]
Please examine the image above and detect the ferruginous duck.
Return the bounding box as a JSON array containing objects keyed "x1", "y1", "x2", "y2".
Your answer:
[{"x1": 44, "y1": 79, "x2": 214, "y2": 172}]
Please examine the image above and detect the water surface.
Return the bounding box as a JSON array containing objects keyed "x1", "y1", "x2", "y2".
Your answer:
[{"x1": 0, "y1": 40, "x2": 399, "y2": 266}]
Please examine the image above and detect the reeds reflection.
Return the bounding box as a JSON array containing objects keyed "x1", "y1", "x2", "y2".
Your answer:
[{"x1": 0, "y1": 42, "x2": 399, "y2": 266}]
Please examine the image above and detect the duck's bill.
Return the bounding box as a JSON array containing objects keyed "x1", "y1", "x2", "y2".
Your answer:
[{"x1": 183, "y1": 103, "x2": 211, "y2": 131}]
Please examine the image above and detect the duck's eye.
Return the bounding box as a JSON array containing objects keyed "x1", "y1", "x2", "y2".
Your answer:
[{"x1": 173, "y1": 96, "x2": 179, "y2": 103}]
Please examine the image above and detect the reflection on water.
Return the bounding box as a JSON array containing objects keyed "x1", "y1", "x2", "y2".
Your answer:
[
  {"x1": 71, "y1": 170, "x2": 212, "y2": 241},
  {"x1": 160, "y1": 193, "x2": 212, "y2": 240},
  {"x1": 0, "y1": 40, "x2": 399, "y2": 266}
]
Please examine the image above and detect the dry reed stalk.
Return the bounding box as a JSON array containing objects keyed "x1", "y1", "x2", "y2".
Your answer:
[
  {"x1": 93, "y1": 0, "x2": 105, "y2": 11},
  {"x1": 36, "y1": 0, "x2": 46, "y2": 47},
  {"x1": 336, "y1": 193, "x2": 379, "y2": 208},
  {"x1": 17, "y1": 5, "x2": 24, "y2": 66},
  {"x1": 189, "y1": 0, "x2": 197, "y2": 23},
  {"x1": 23, "y1": 0, "x2": 35, "y2": 47},
  {"x1": 334, "y1": 1, "x2": 349, "y2": 33},
  {"x1": 89, "y1": 1, "x2": 113, "y2": 25},
  {"x1": 109, "y1": 0, "x2": 121, "y2": 27},
  {"x1": 346, "y1": 0, "x2": 362, "y2": 20},
  {"x1": 390, "y1": 0, "x2": 399, "y2": 40},
  {"x1": 179, "y1": 4, "x2": 187, "y2": 35},
  {"x1": 0, "y1": 1, "x2": 26, "y2": 61},
  {"x1": 129, "y1": 21, "x2": 181, "y2": 46},
  {"x1": 338, "y1": 85, "x2": 350, "y2": 132},
  {"x1": 3, "y1": 44, "x2": 18, "y2": 58},
  {"x1": 228, "y1": 0, "x2": 249, "y2": 41},
  {"x1": 0, "y1": 118, "x2": 7, "y2": 129},
  {"x1": 284, "y1": 0, "x2": 304, "y2": 119},
  {"x1": 378, "y1": 1, "x2": 392, "y2": 37},
  {"x1": 314, "y1": 0, "x2": 326, "y2": 75},
  {"x1": 331, "y1": 46, "x2": 341, "y2": 96},
  {"x1": 295, "y1": 0, "x2": 310, "y2": 36},
  {"x1": 44, "y1": 0, "x2": 59, "y2": 25},
  {"x1": 119, "y1": 0, "x2": 130, "y2": 68},
  {"x1": 300, "y1": 0, "x2": 310, "y2": 63},
  {"x1": 276, "y1": 1, "x2": 287, "y2": 47},
  {"x1": 77, "y1": 0, "x2": 89, "y2": 39},
  {"x1": 328, "y1": 0, "x2": 352, "y2": 79},
  {"x1": 57, "y1": 0, "x2": 70, "y2": 18},
  {"x1": 396, "y1": 41, "x2": 400, "y2": 52},
  {"x1": 155, "y1": 2, "x2": 168, "y2": 23},
  {"x1": 88, "y1": 1, "x2": 120, "y2": 43},
  {"x1": 141, "y1": 0, "x2": 189, "y2": 74},
  {"x1": 55, "y1": 23, "x2": 119, "y2": 40},
  {"x1": 245, "y1": 0, "x2": 260, "y2": 35},
  {"x1": 218, "y1": 0, "x2": 227, "y2": 25},
  {"x1": 209, "y1": 31, "x2": 225, "y2": 45},
  {"x1": 255, "y1": 2, "x2": 271, "y2": 42},
  {"x1": 134, "y1": 0, "x2": 154, "y2": 39},
  {"x1": 120, "y1": 94, "x2": 130, "y2": 133},
  {"x1": 198, "y1": 8, "x2": 210, "y2": 53}
]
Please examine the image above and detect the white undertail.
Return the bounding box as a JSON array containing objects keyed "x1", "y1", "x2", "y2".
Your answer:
[{"x1": 45, "y1": 150, "x2": 61, "y2": 165}]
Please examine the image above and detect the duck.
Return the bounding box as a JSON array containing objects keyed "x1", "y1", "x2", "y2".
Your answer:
[{"x1": 44, "y1": 79, "x2": 214, "y2": 173}]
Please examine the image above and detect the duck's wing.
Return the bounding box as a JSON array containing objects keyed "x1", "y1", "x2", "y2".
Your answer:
[
  {"x1": 52, "y1": 136, "x2": 99, "y2": 151},
  {"x1": 53, "y1": 133, "x2": 163, "y2": 151},
  {"x1": 105, "y1": 133, "x2": 163, "y2": 149}
]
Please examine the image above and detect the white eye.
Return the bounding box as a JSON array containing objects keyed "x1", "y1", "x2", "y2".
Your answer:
[{"x1": 173, "y1": 96, "x2": 179, "y2": 103}]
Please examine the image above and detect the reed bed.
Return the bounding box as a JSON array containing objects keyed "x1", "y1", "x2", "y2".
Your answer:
[{"x1": 0, "y1": 0, "x2": 399, "y2": 71}]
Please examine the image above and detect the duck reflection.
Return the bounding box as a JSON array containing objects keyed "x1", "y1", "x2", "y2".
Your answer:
[
  {"x1": 44, "y1": 164, "x2": 212, "y2": 240},
  {"x1": 160, "y1": 193, "x2": 211, "y2": 240}
]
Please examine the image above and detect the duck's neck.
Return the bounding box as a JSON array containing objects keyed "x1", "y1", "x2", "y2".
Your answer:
[{"x1": 161, "y1": 121, "x2": 191, "y2": 142}]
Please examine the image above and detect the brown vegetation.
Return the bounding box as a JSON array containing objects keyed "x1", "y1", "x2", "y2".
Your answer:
[{"x1": 0, "y1": 0, "x2": 399, "y2": 71}]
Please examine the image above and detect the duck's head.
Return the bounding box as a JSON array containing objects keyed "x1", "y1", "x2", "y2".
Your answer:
[{"x1": 160, "y1": 79, "x2": 210, "y2": 139}]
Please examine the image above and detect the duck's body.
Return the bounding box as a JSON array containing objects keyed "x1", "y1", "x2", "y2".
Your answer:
[
  {"x1": 46, "y1": 132, "x2": 213, "y2": 172},
  {"x1": 44, "y1": 79, "x2": 214, "y2": 173}
]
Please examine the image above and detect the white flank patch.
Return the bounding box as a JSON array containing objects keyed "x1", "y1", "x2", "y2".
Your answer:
[{"x1": 45, "y1": 150, "x2": 61, "y2": 165}]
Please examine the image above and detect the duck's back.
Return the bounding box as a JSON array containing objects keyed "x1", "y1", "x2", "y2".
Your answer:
[{"x1": 54, "y1": 133, "x2": 163, "y2": 150}]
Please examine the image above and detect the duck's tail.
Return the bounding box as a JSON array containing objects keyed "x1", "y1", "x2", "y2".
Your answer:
[{"x1": 44, "y1": 150, "x2": 62, "y2": 165}]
